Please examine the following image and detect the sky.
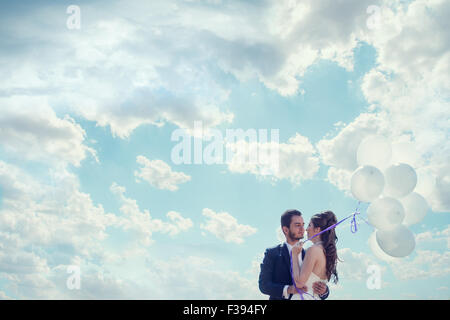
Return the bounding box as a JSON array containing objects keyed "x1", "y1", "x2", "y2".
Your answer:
[{"x1": 0, "y1": 0, "x2": 449, "y2": 300}]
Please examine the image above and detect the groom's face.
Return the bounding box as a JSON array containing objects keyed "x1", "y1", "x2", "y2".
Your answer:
[{"x1": 287, "y1": 216, "x2": 305, "y2": 241}]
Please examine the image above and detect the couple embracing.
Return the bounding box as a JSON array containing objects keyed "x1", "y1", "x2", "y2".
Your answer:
[{"x1": 259, "y1": 209, "x2": 339, "y2": 300}]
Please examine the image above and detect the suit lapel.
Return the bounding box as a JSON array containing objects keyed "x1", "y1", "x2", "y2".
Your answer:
[{"x1": 281, "y1": 243, "x2": 291, "y2": 269}]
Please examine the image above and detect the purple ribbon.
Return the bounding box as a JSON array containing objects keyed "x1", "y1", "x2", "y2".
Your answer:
[{"x1": 289, "y1": 203, "x2": 363, "y2": 300}]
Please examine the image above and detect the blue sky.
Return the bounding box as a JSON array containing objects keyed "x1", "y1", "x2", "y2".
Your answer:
[{"x1": 0, "y1": 0, "x2": 449, "y2": 299}]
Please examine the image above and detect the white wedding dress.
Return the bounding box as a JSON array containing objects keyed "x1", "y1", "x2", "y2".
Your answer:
[{"x1": 291, "y1": 253, "x2": 328, "y2": 300}]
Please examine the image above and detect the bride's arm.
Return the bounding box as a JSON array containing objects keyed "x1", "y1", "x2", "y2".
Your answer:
[{"x1": 294, "y1": 246, "x2": 318, "y2": 289}]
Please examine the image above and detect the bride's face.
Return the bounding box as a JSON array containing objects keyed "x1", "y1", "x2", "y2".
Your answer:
[{"x1": 306, "y1": 221, "x2": 320, "y2": 239}]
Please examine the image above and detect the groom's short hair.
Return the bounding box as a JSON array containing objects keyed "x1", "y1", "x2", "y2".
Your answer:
[{"x1": 281, "y1": 209, "x2": 302, "y2": 229}]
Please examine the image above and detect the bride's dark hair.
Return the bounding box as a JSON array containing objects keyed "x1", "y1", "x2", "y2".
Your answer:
[{"x1": 310, "y1": 211, "x2": 339, "y2": 284}]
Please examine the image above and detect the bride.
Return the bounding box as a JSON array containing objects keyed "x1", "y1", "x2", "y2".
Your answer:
[{"x1": 291, "y1": 211, "x2": 339, "y2": 300}]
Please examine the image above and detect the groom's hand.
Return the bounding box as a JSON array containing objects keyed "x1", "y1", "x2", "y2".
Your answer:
[
  {"x1": 292, "y1": 241, "x2": 303, "y2": 256},
  {"x1": 312, "y1": 282, "x2": 327, "y2": 296},
  {"x1": 287, "y1": 285, "x2": 308, "y2": 295},
  {"x1": 287, "y1": 285, "x2": 297, "y2": 295}
]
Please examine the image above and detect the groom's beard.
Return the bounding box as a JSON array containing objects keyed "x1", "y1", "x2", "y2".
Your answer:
[{"x1": 288, "y1": 230, "x2": 303, "y2": 242}]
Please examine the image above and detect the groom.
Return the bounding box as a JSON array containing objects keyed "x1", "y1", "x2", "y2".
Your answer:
[{"x1": 259, "y1": 209, "x2": 329, "y2": 300}]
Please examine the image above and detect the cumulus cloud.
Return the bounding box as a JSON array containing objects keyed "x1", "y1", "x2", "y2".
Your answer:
[
  {"x1": 0, "y1": 161, "x2": 122, "y2": 298},
  {"x1": 0, "y1": 251, "x2": 50, "y2": 275},
  {"x1": 200, "y1": 208, "x2": 257, "y2": 244},
  {"x1": 165, "y1": 211, "x2": 195, "y2": 236},
  {"x1": 110, "y1": 182, "x2": 193, "y2": 245},
  {"x1": 389, "y1": 250, "x2": 450, "y2": 280},
  {"x1": 0, "y1": 96, "x2": 97, "y2": 167},
  {"x1": 146, "y1": 255, "x2": 263, "y2": 299},
  {"x1": 317, "y1": 112, "x2": 391, "y2": 172},
  {"x1": 0, "y1": 163, "x2": 194, "y2": 299},
  {"x1": 6, "y1": 250, "x2": 264, "y2": 299},
  {"x1": 134, "y1": 155, "x2": 191, "y2": 191},
  {"x1": 416, "y1": 225, "x2": 450, "y2": 249},
  {"x1": 337, "y1": 247, "x2": 385, "y2": 282},
  {"x1": 227, "y1": 132, "x2": 320, "y2": 184},
  {"x1": 316, "y1": 112, "x2": 393, "y2": 198},
  {"x1": 0, "y1": 161, "x2": 116, "y2": 260}
]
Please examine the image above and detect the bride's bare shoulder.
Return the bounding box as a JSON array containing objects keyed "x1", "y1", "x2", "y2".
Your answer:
[{"x1": 306, "y1": 245, "x2": 323, "y2": 257}]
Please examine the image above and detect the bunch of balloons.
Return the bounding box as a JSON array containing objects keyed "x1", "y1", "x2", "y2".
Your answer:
[{"x1": 350, "y1": 136, "x2": 429, "y2": 258}]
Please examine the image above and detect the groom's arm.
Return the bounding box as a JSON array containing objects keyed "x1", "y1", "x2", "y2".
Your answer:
[
  {"x1": 313, "y1": 282, "x2": 329, "y2": 300},
  {"x1": 258, "y1": 248, "x2": 285, "y2": 299},
  {"x1": 320, "y1": 286, "x2": 329, "y2": 300}
]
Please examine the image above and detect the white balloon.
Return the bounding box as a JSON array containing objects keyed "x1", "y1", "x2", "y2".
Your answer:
[
  {"x1": 351, "y1": 166, "x2": 385, "y2": 203},
  {"x1": 357, "y1": 135, "x2": 392, "y2": 169},
  {"x1": 367, "y1": 197, "x2": 405, "y2": 230},
  {"x1": 400, "y1": 192, "x2": 429, "y2": 226},
  {"x1": 383, "y1": 163, "x2": 417, "y2": 198},
  {"x1": 376, "y1": 225, "x2": 416, "y2": 258},
  {"x1": 368, "y1": 231, "x2": 398, "y2": 262}
]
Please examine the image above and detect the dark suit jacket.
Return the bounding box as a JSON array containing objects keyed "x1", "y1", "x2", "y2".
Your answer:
[{"x1": 258, "y1": 243, "x2": 329, "y2": 300}]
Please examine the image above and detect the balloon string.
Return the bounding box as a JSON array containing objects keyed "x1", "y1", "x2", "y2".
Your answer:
[{"x1": 351, "y1": 201, "x2": 361, "y2": 233}]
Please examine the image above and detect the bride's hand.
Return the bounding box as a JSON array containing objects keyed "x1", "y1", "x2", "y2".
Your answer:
[{"x1": 292, "y1": 241, "x2": 303, "y2": 256}]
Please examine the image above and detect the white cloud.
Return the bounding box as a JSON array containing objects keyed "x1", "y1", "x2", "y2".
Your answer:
[
  {"x1": 416, "y1": 225, "x2": 450, "y2": 249},
  {"x1": 165, "y1": 211, "x2": 195, "y2": 236},
  {"x1": 0, "y1": 161, "x2": 116, "y2": 259},
  {"x1": 261, "y1": 0, "x2": 379, "y2": 95},
  {"x1": 0, "y1": 3, "x2": 236, "y2": 139},
  {"x1": 0, "y1": 96, "x2": 97, "y2": 167},
  {"x1": 0, "y1": 251, "x2": 49, "y2": 275},
  {"x1": 363, "y1": 0, "x2": 450, "y2": 96},
  {"x1": 134, "y1": 155, "x2": 191, "y2": 191},
  {"x1": 0, "y1": 0, "x2": 386, "y2": 140},
  {"x1": 0, "y1": 163, "x2": 196, "y2": 299},
  {"x1": 200, "y1": 208, "x2": 257, "y2": 244},
  {"x1": 337, "y1": 247, "x2": 386, "y2": 282},
  {"x1": 314, "y1": 0, "x2": 450, "y2": 212},
  {"x1": 0, "y1": 161, "x2": 126, "y2": 298},
  {"x1": 316, "y1": 112, "x2": 394, "y2": 196},
  {"x1": 389, "y1": 250, "x2": 450, "y2": 280},
  {"x1": 317, "y1": 112, "x2": 391, "y2": 172},
  {"x1": 227, "y1": 133, "x2": 320, "y2": 184},
  {"x1": 146, "y1": 255, "x2": 263, "y2": 299},
  {"x1": 110, "y1": 182, "x2": 193, "y2": 245}
]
